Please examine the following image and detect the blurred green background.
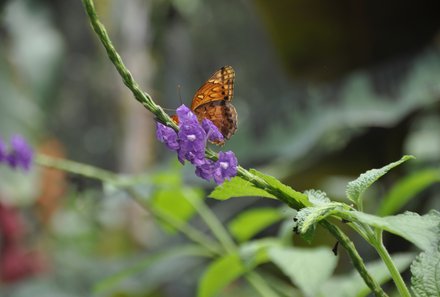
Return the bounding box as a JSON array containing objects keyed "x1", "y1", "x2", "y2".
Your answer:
[{"x1": 0, "y1": 0, "x2": 439, "y2": 296}]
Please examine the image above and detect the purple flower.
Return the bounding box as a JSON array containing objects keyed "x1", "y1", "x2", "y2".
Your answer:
[
  {"x1": 195, "y1": 159, "x2": 216, "y2": 181},
  {"x1": 156, "y1": 123, "x2": 179, "y2": 151},
  {"x1": 2, "y1": 135, "x2": 33, "y2": 171},
  {"x1": 173, "y1": 105, "x2": 209, "y2": 165},
  {"x1": 177, "y1": 121, "x2": 206, "y2": 165},
  {"x1": 212, "y1": 151, "x2": 238, "y2": 184},
  {"x1": 176, "y1": 105, "x2": 199, "y2": 125},
  {"x1": 194, "y1": 151, "x2": 238, "y2": 184},
  {"x1": 155, "y1": 105, "x2": 238, "y2": 184},
  {"x1": 202, "y1": 119, "x2": 224, "y2": 143}
]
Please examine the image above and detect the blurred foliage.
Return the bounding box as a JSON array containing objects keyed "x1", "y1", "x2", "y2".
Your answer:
[{"x1": 1, "y1": 0, "x2": 439, "y2": 296}]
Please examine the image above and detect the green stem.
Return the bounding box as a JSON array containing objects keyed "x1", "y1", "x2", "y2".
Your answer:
[
  {"x1": 320, "y1": 221, "x2": 389, "y2": 297},
  {"x1": 36, "y1": 154, "x2": 118, "y2": 183},
  {"x1": 372, "y1": 229, "x2": 412, "y2": 297},
  {"x1": 81, "y1": 0, "x2": 177, "y2": 130}
]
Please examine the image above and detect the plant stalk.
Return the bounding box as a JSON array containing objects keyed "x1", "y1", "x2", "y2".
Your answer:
[
  {"x1": 373, "y1": 229, "x2": 412, "y2": 297},
  {"x1": 320, "y1": 221, "x2": 389, "y2": 297}
]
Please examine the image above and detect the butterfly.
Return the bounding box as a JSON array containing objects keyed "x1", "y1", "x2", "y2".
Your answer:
[{"x1": 173, "y1": 66, "x2": 238, "y2": 145}]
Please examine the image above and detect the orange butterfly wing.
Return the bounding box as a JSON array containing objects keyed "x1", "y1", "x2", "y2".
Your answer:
[
  {"x1": 192, "y1": 66, "x2": 237, "y2": 144},
  {"x1": 190, "y1": 66, "x2": 235, "y2": 110},
  {"x1": 171, "y1": 66, "x2": 238, "y2": 145}
]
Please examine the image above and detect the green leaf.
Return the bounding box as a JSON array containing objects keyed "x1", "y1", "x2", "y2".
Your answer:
[
  {"x1": 411, "y1": 246, "x2": 440, "y2": 297},
  {"x1": 378, "y1": 168, "x2": 440, "y2": 216},
  {"x1": 250, "y1": 169, "x2": 310, "y2": 208},
  {"x1": 210, "y1": 169, "x2": 309, "y2": 208},
  {"x1": 209, "y1": 176, "x2": 277, "y2": 200},
  {"x1": 268, "y1": 246, "x2": 337, "y2": 297},
  {"x1": 321, "y1": 253, "x2": 415, "y2": 297},
  {"x1": 198, "y1": 253, "x2": 245, "y2": 297},
  {"x1": 348, "y1": 210, "x2": 440, "y2": 251},
  {"x1": 228, "y1": 208, "x2": 283, "y2": 242},
  {"x1": 346, "y1": 155, "x2": 414, "y2": 207},
  {"x1": 152, "y1": 187, "x2": 203, "y2": 232},
  {"x1": 94, "y1": 245, "x2": 210, "y2": 293}
]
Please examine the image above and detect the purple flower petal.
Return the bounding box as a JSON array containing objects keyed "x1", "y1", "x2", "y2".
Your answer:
[
  {"x1": 177, "y1": 122, "x2": 207, "y2": 165},
  {"x1": 176, "y1": 105, "x2": 199, "y2": 126},
  {"x1": 6, "y1": 135, "x2": 33, "y2": 171},
  {"x1": 212, "y1": 151, "x2": 238, "y2": 184},
  {"x1": 202, "y1": 119, "x2": 224, "y2": 143},
  {"x1": 195, "y1": 159, "x2": 216, "y2": 181},
  {"x1": 156, "y1": 122, "x2": 179, "y2": 151}
]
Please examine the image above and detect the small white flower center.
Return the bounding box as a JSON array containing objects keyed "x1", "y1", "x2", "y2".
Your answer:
[
  {"x1": 187, "y1": 134, "x2": 196, "y2": 141},
  {"x1": 220, "y1": 162, "x2": 229, "y2": 169}
]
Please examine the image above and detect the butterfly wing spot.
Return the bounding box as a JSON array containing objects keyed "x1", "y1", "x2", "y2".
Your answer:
[{"x1": 212, "y1": 86, "x2": 222, "y2": 92}]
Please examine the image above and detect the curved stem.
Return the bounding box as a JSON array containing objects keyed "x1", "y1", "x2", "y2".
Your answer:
[
  {"x1": 372, "y1": 229, "x2": 412, "y2": 297},
  {"x1": 320, "y1": 221, "x2": 389, "y2": 297}
]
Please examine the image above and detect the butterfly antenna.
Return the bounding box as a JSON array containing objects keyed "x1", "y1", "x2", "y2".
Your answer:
[{"x1": 177, "y1": 84, "x2": 183, "y2": 105}]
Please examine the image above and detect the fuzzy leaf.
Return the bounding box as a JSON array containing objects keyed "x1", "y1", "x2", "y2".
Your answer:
[
  {"x1": 349, "y1": 210, "x2": 440, "y2": 251},
  {"x1": 228, "y1": 208, "x2": 283, "y2": 242},
  {"x1": 268, "y1": 246, "x2": 337, "y2": 297},
  {"x1": 411, "y1": 246, "x2": 440, "y2": 297},
  {"x1": 346, "y1": 155, "x2": 414, "y2": 207},
  {"x1": 294, "y1": 202, "x2": 343, "y2": 235},
  {"x1": 304, "y1": 189, "x2": 331, "y2": 205}
]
